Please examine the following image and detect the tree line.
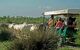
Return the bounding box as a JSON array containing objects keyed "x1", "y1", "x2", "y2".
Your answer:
[{"x1": 0, "y1": 16, "x2": 48, "y2": 24}]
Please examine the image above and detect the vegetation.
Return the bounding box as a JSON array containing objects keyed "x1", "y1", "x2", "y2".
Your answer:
[
  {"x1": 8, "y1": 30, "x2": 58, "y2": 50},
  {"x1": 0, "y1": 16, "x2": 48, "y2": 24},
  {"x1": 0, "y1": 27, "x2": 58, "y2": 50},
  {"x1": 0, "y1": 16, "x2": 80, "y2": 50}
]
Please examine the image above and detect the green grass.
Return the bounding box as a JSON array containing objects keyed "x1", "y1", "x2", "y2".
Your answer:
[
  {"x1": 0, "y1": 32, "x2": 79, "y2": 50},
  {"x1": 0, "y1": 29, "x2": 80, "y2": 50},
  {"x1": 0, "y1": 41, "x2": 13, "y2": 50},
  {"x1": 1, "y1": 41, "x2": 80, "y2": 50},
  {"x1": 0, "y1": 16, "x2": 80, "y2": 50},
  {"x1": 58, "y1": 46, "x2": 80, "y2": 50}
]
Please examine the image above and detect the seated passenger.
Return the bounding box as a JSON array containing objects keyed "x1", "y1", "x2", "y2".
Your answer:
[
  {"x1": 67, "y1": 16, "x2": 76, "y2": 29},
  {"x1": 67, "y1": 16, "x2": 76, "y2": 42},
  {"x1": 55, "y1": 18, "x2": 64, "y2": 29}
]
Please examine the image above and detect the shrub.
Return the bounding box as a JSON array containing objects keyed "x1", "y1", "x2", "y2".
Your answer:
[
  {"x1": 0, "y1": 27, "x2": 16, "y2": 41},
  {"x1": 9, "y1": 30, "x2": 58, "y2": 50}
]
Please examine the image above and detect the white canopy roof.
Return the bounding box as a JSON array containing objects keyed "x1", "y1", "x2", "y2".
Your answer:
[{"x1": 44, "y1": 9, "x2": 80, "y2": 15}]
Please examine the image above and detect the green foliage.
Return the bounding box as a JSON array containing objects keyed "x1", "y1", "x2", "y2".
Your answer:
[
  {"x1": 0, "y1": 15, "x2": 80, "y2": 50},
  {"x1": 0, "y1": 16, "x2": 48, "y2": 24},
  {"x1": 0, "y1": 41, "x2": 13, "y2": 50}
]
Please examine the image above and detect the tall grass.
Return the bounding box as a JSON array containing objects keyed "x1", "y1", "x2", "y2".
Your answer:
[
  {"x1": 0, "y1": 27, "x2": 15, "y2": 41},
  {"x1": 8, "y1": 29, "x2": 58, "y2": 50}
]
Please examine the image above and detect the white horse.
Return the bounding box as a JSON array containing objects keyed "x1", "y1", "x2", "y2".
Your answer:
[
  {"x1": 13, "y1": 22, "x2": 27, "y2": 31},
  {"x1": 8, "y1": 23, "x2": 15, "y2": 29}
]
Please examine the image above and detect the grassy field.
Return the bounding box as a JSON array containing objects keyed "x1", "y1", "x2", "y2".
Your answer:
[
  {"x1": 0, "y1": 30, "x2": 80, "y2": 50},
  {"x1": 0, "y1": 16, "x2": 80, "y2": 50},
  {"x1": 0, "y1": 27, "x2": 58, "y2": 50},
  {"x1": 0, "y1": 31, "x2": 80, "y2": 50}
]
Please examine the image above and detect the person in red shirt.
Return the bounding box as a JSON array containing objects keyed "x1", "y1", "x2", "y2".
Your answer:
[{"x1": 55, "y1": 18, "x2": 64, "y2": 29}]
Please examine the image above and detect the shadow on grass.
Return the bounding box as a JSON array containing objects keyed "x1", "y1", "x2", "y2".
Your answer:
[{"x1": 0, "y1": 29, "x2": 14, "y2": 42}]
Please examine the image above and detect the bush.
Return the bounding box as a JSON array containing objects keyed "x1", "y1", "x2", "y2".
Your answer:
[
  {"x1": 9, "y1": 30, "x2": 58, "y2": 50},
  {"x1": 0, "y1": 27, "x2": 16, "y2": 41}
]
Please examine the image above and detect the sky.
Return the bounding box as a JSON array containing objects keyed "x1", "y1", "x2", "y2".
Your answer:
[{"x1": 0, "y1": 0, "x2": 80, "y2": 17}]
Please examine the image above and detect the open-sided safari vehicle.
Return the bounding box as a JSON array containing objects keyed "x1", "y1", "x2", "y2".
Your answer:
[{"x1": 43, "y1": 9, "x2": 80, "y2": 46}]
